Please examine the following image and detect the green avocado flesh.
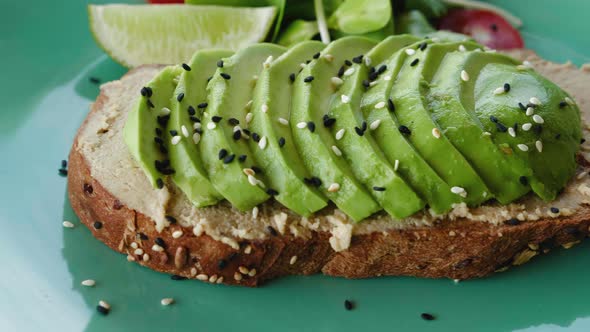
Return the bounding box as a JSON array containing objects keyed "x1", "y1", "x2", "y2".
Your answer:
[{"x1": 125, "y1": 36, "x2": 581, "y2": 222}]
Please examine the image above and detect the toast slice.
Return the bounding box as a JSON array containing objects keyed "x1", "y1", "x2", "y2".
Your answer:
[{"x1": 68, "y1": 52, "x2": 590, "y2": 286}]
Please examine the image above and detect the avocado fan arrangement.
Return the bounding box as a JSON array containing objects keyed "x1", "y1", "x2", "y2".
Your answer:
[{"x1": 124, "y1": 35, "x2": 581, "y2": 222}]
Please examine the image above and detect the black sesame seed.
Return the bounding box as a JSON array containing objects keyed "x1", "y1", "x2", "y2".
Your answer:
[
  {"x1": 232, "y1": 130, "x2": 242, "y2": 140},
  {"x1": 89, "y1": 77, "x2": 101, "y2": 84},
  {"x1": 533, "y1": 124, "x2": 543, "y2": 135},
  {"x1": 361, "y1": 121, "x2": 367, "y2": 132},
  {"x1": 289, "y1": 73, "x2": 296, "y2": 83},
  {"x1": 220, "y1": 73, "x2": 231, "y2": 80},
  {"x1": 377, "y1": 65, "x2": 387, "y2": 74},
  {"x1": 323, "y1": 117, "x2": 336, "y2": 127},
  {"x1": 362, "y1": 79, "x2": 370, "y2": 89},
  {"x1": 155, "y1": 128, "x2": 162, "y2": 136},
  {"x1": 147, "y1": 99, "x2": 155, "y2": 108},
  {"x1": 527, "y1": 103, "x2": 537, "y2": 108},
  {"x1": 410, "y1": 58, "x2": 420, "y2": 67},
  {"x1": 187, "y1": 106, "x2": 196, "y2": 115},
  {"x1": 368, "y1": 71, "x2": 379, "y2": 81},
  {"x1": 369, "y1": 66, "x2": 376, "y2": 74},
  {"x1": 421, "y1": 313, "x2": 436, "y2": 321},
  {"x1": 418, "y1": 42, "x2": 428, "y2": 51},
  {"x1": 242, "y1": 129, "x2": 251, "y2": 135},
  {"x1": 496, "y1": 122, "x2": 508, "y2": 132},
  {"x1": 207, "y1": 76, "x2": 213, "y2": 82},
  {"x1": 93, "y1": 221, "x2": 103, "y2": 229},
  {"x1": 58, "y1": 169, "x2": 68, "y2": 176},
  {"x1": 251, "y1": 166, "x2": 263, "y2": 174},
  {"x1": 141, "y1": 86, "x2": 152, "y2": 97},
  {"x1": 171, "y1": 275, "x2": 187, "y2": 280},
  {"x1": 267, "y1": 225, "x2": 278, "y2": 235},
  {"x1": 555, "y1": 133, "x2": 561, "y2": 139},
  {"x1": 352, "y1": 55, "x2": 363, "y2": 64},
  {"x1": 313, "y1": 52, "x2": 321, "y2": 59},
  {"x1": 503, "y1": 83, "x2": 511, "y2": 92},
  {"x1": 559, "y1": 101, "x2": 568, "y2": 108},
  {"x1": 398, "y1": 125, "x2": 411, "y2": 136},
  {"x1": 156, "y1": 178, "x2": 164, "y2": 189},
  {"x1": 139, "y1": 232, "x2": 148, "y2": 240},
  {"x1": 344, "y1": 300, "x2": 354, "y2": 311},
  {"x1": 373, "y1": 186, "x2": 386, "y2": 191},
  {"x1": 218, "y1": 259, "x2": 228, "y2": 270},
  {"x1": 305, "y1": 60, "x2": 311, "y2": 64},
  {"x1": 304, "y1": 177, "x2": 322, "y2": 187},
  {"x1": 96, "y1": 305, "x2": 110, "y2": 315},
  {"x1": 217, "y1": 60, "x2": 224, "y2": 68},
  {"x1": 354, "y1": 126, "x2": 365, "y2": 136},
  {"x1": 307, "y1": 121, "x2": 316, "y2": 133},
  {"x1": 169, "y1": 130, "x2": 178, "y2": 136},
  {"x1": 550, "y1": 207, "x2": 560, "y2": 214},
  {"x1": 61, "y1": 160, "x2": 68, "y2": 168},
  {"x1": 337, "y1": 66, "x2": 345, "y2": 77},
  {"x1": 84, "y1": 183, "x2": 93, "y2": 194},
  {"x1": 159, "y1": 145, "x2": 168, "y2": 154},
  {"x1": 218, "y1": 149, "x2": 228, "y2": 160},
  {"x1": 182, "y1": 63, "x2": 191, "y2": 71},
  {"x1": 238, "y1": 154, "x2": 247, "y2": 162},
  {"x1": 344, "y1": 59, "x2": 352, "y2": 66},
  {"x1": 490, "y1": 23, "x2": 498, "y2": 31},
  {"x1": 304, "y1": 76, "x2": 314, "y2": 83},
  {"x1": 519, "y1": 176, "x2": 528, "y2": 186},
  {"x1": 155, "y1": 237, "x2": 166, "y2": 248},
  {"x1": 581, "y1": 138, "x2": 586, "y2": 144},
  {"x1": 228, "y1": 118, "x2": 240, "y2": 126},
  {"x1": 190, "y1": 116, "x2": 200, "y2": 123},
  {"x1": 197, "y1": 102, "x2": 208, "y2": 109},
  {"x1": 266, "y1": 188, "x2": 279, "y2": 196},
  {"x1": 177, "y1": 93, "x2": 184, "y2": 102},
  {"x1": 154, "y1": 136, "x2": 164, "y2": 144},
  {"x1": 387, "y1": 98, "x2": 395, "y2": 112},
  {"x1": 212, "y1": 116, "x2": 222, "y2": 123},
  {"x1": 252, "y1": 133, "x2": 260, "y2": 142},
  {"x1": 518, "y1": 102, "x2": 526, "y2": 111},
  {"x1": 165, "y1": 215, "x2": 177, "y2": 224},
  {"x1": 504, "y1": 218, "x2": 520, "y2": 226},
  {"x1": 223, "y1": 154, "x2": 235, "y2": 164},
  {"x1": 490, "y1": 115, "x2": 498, "y2": 123},
  {"x1": 278, "y1": 137, "x2": 286, "y2": 148},
  {"x1": 159, "y1": 168, "x2": 175, "y2": 175}
]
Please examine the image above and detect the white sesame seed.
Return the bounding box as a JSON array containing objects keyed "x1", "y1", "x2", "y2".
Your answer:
[
  {"x1": 523, "y1": 60, "x2": 533, "y2": 68},
  {"x1": 577, "y1": 171, "x2": 588, "y2": 180},
  {"x1": 328, "y1": 183, "x2": 340, "y2": 192},
  {"x1": 248, "y1": 269, "x2": 257, "y2": 277},
  {"x1": 394, "y1": 159, "x2": 399, "y2": 171},
  {"x1": 460, "y1": 70, "x2": 470, "y2": 82},
  {"x1": 161, "y1": 298, "x2": 174, "y2": 306},
  {"x1": 517, "y1": 144, "x2": 529, "y2": 152},
  {"x1": 234, "y1": 272, "x2": 243, "y2": 281},
  {"x1": 323, "y1": 54, "x2": 334, "y2": 62},
  {"x1": 565, "y1": 97, "x2": 575, "y2": 105},
  {"x1": 450, "y1": 186, "x2": 467, "y2": 198},
  {"x1": 516, "y1": 65, "x2": 528, "y2": 71},
  {"x1": 526, "y1": 107, "x2": 534, "y2": 116},
  {"x1": 508, "y1": 127, "x2": 516, "y2": 138},
  {"x1": 192, "y1": 133, "x2": 201, "y2": 144},
  {"x1": 278, "y1": 117, "x2": 289, "y2": 125},
  {"x1": 364, "y1": 56, "x2": 372, "y2": 66},
  {"x1": 161, "y1": 107, "x2": 171, "y2": 115},
  {"x1": 335, "y1": 128, "x2": 345, "y2": 140},
  {"x1": 207, "y1": 122, "x2": 216, "y2": 130},
  {"x1": 261, "y1": 104, "x2": 269, "y2": 113},
  {"x1": 62, "y1": 221, "x2": 74, "y2": 228},
  {"x1": 245, "y1": 100, "x2": 253, "y2": 110},
  {"x1": 493, "y1": 87, "x2": 505, "y2": 95},
  {"x1": 258, "y1": 136, "x2": 267, "y2": 150},
  {"x1": 458, "y1": 44, "x2": 466, "y2": 52},
  {"x1": 369, "y1": 81, "x2": 378, "y2": 87},
  {"x1": 134, "y1": 248, "x2": 144, "y2": 256},
  {"x1": 369, "y1": 120, "x2": 381, "y2": 130},
  {"x1": 432, "y1": 128, "x2": 441, "y2": 139},
  {"x1": 535, "y1": 140, "x2": 543, "y2": 152},
  {"x1": 252, "y1": 206, "x2": 259, "y2": 219},
  {"x1": 190, "y1": 267, "x2": 197, "y2": 276},
  {"x1": 193, "y1": 122, "x2": 202, "y2": 130},
  {"x1": 238, "y1": 266, "x2": 249, "y2": 274},
  {"x1": 126, "y1": 255, "x2": 135, "y2": 262},
  {"x1": 529, "y1": 97, "x2": 542, "y2": 106},
  {"x1": 217, "y1": 276, "x2": 224, "y2": 284},
  {"x1": 130, "y1": 242, "x2": 138, "y2": 249},
  {"x1": 533, "y1": 114, "x2": 544, "y2": 124},
  {"x1": 99, "y1": 300, "x2": 110, "y2": 310},
  {"x1": 243, "y1": 168, "x2": 255, "y2": 176},
  {"x1": 196, "y1": 274, "x2": 208, "y2": 281},
  {"x1": 181, "y1": 125, "x2": 189, "y2": 138},
  {"x1": 383, "y1": 75, "x2": 391, "y2": 81},
  {"x1": 290, "y1": 255, "x2": 298, "y2": 265},
  {"x1": 209, "y1": 275, "x2": 218, "y2": 283},
  {"x1": 296, "y1": 121, "x2": 307, "y2": 129},
  {"x1": 244, "y1": 245, "x2": 252, "y2": 254},
  {"x1": 331, "y1": 145, "x2": 342, "y2": 156},
  {"x1": 232, "y1": 125, "x2": 241, "y2": 132},
  {"x1": 171, "y1": 135, "x2": 182, "y2": 145},
  {"x1": 343, "y1": 67, "x2": 355, "y2": 76},
  {"x1": 143, "y1": 253, "x2": 150, "y2": 262},
  {"x1": 374, "y1": 101, "x2": 386, "y2": 109},
  {"x1": 341, "y1": 94, "x2": 351, "y2": 103},
  {"x1": 172, "y1": 230, "x2": 183, "y2": 239},
  {"x1": 405, "y1": 48, "x2": 416, "y2": 56},
  {"x1": 331, "y1": 77, "x2": 343, "y2": 87},
  {"x1": 248, "y1": 175, "x2": 258, "y2": 186},
  {"x1": 243, "y1": 113, "x2": 253, "y2": 125},
  {"x1": 81, "y1": 279, "x2": 96, "y2": 287},
  {"x1": 483, "y1": 131, "x2": 492, "y2": 136},
  {"x1": 522, "y1": 123, "x2": 532, "y2": 131},
  {"x1": 151, "y1": 244, "x2": 164, "y2": 252},
  {"x1": 263, "y1": 55, "x2": 273, "y2": 68}
]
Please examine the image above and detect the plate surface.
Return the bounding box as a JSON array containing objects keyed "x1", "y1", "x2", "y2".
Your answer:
[{"x1": 1, "y1": 0, "x2": 589, "y2": 331}]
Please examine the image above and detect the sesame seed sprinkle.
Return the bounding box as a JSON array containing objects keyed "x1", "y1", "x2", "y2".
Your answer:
[
  {"x1": 248, "y1": 175, "x2": 258, "y2": 186},
  {"x1": 62, "y1": 221, "x2": 75, "y2": 228},
  {"x1": 508, "y1": 127, "x2": 516, "y2": 137},
  {"x1": 296, "y1": 121, "x2": 307, "y2": 129},
  {"x1": 332, "y1": 145, "x2": 342, "y2": 156},
  {"x1": 207, "y1": 122, "x2": 216, "y2": 130},
  {"x1": 535, "y1": 140, "x2": 543, "y2": 152},
  {"x1": 394, "y1": 159, "x2": 399, "y2": 171},
  {"x1": 197, "y1": 274, "x2": 208, "y2": 281},
  {"x1": 517, "y1": 144, "x2": 529, "y2": 152},
  {"x1": 278, "y1": 117, "x2": 289, "y2": 125},
  {"x1": 181, "y1": 125, "x2": 189, "y2": 138},
  {"x1": 504, "y1": 83, "x2": 511, "y2": 92},
  {"x1": 369, "y1": 120, "x2": 381, "y2": 130},
  {"x1": 331, "y1": 77, "x2": 344, "y2": 87},
  {"x1": 290, "y1": 255, "x2": 298, "y2": 265},
  {"x1": 410, "y1": 58, "x2": 420, "y2": 67},
  {"x1": 263, "y1": 55, "x2": 273, "y2": 68},
  {"x1": 432, "y1": 128, "x2": 441, "y2": 139},
  {"x1": 364, "y1": 56, "x2": 372, "y2": 66},
  {"x1": 161, "y1": 107, "x2": 171, "y2": 116},
  {"x1": 303, "y1": 76, "x2": 314, "y2": 83},
  {"x1": 383, "y1": 75, "x2": 392, "y2": 81},
  {"x1": 459, "y1": 44, "x2": 467, "y2": 52},
  {"x1": 328, "y1": 183, "x2": 340, "y2": 192},
  {"x1": 143, "y1": 253, "x2": 150, "y2": 261},
  {"x1": 460, "y1": 70, "x2": 469, "y2": 82},
  {"x1": 258, "y1": 136, "x2": 267, "y2": 150},
  {"x1": 261, "y1": 104, "x2": 269, "y2": 113},
  {"x1": 405, "y1": 48, "x2": 416, "y2": 56},
  {"x1": 493, "y1": 87, "x2": 505, "y2": 95},
  {"x1": 220, "y1": 73, "x2": 231, "y2": 80},
  {"x1": 243, "y1": 168, "x2": 255, "y2": 176},
  {"x1": 335, "y1": 128, "x2": 345, "y2": 140},
  {"x1": 450, "y1": 186, "x2": 467, "y2": 197},
  {"x1": 81, "y1": 279, "x2": 96, "y2": 287},
  {"x1": 373, "y1": 186, "x2": 386, "y2": 191},
  {"x1": 245, "y1": 112, "x2": 253, "y2": 124},
  {"x1": 99, "y1": 300, "x2": 111, "y2": 310},
  {"x1": 182, "y1": 63, "x2": 191, "y2": 71},
  {"x1": 171, "y1": 136, "x2": 181, "y2": 145},
  {"x1": 252, "y1": 206, "x2": 259, "y2": 219},
  {"x1": 131, "y1": 242, "x2": 138, "y2": 249},
  {"x1": 161, "y1": 298, "x2": 174, "y2": 306},
  {"x1": 152, "y1": 244, "x2": 164, "y2": 252},
  {"x1": 533, "y1": 114, "x2": 544, "y2": 124},
  {"x1": 374, "y1": 101, "x2": 386, "y2": 109},
  {"x1": 343, "y1": 67, "x2": 355, "y2": 77},
  {"x1": 529, "y1": 97, "x2": 541, "y2": 106},
  {"x1": 565, "y1": 97, "x2": 575, "y2": 105},
  {"x1": 526, "y1": 107, "x2": 534, "y2": 116},
  {"x1": 341, "y1": 94, "x2": 351, "y2": 104},
  {"x1": 192, "y1": 133, "x2": 201, "y2": 144},
  {"x1": 323, "y1": 54, "x2": 334, "y2": 62},
  {"x1": 172, "y1": 230, "x2": 183, "y2": 239}
]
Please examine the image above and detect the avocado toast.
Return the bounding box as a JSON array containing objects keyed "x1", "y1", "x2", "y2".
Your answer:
[{"x1": 68, "y1": 37, "x2": 590, "y2": 286}]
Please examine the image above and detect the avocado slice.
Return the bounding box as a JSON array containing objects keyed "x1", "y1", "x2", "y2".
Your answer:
[
  {"x1": 124, "y1": 65, "x2": 182, "y2": 188},
  {"x1": 389, "y1": 40, "x2": 491, "y2": 205},
  {"x1": 427, "y1": 47, "x2": 533, "y2": 204},
  {"x1": 248, "y1": 41, "x2": 328, "y2": 216},
  {"x1": 327, "y1": 37, "x2": 425, "y2": 218},
  {"x1": 291, "y1": 37, "x2": 381, "y2": 221},
  {"x1": 360, "y1": 38, "x2": 460, "y2": 213},
  {"x1": 199, "y1": 44, "x2": 286, "y2": 211},
  {"x1": 167, "y1": 49, "x2": 233, "y2": 207},
  {"x1": 473, "y1": 62, "x2": 581, "y2": 200}
]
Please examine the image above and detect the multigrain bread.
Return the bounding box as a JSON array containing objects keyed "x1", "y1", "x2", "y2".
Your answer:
[{"x1": 68, "y1": 51, "x2": 590, "y2": 286}]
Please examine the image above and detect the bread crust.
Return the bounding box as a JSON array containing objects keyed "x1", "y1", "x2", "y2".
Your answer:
[{"x1": 68, "y1": 66, "x2": 590, "y2": 287}]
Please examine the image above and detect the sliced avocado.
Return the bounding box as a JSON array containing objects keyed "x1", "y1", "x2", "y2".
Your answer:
[
  {"x1": 327, "y1": 36, "x2": 424, "y2": 218},
  {"x1": 199, "y1": 43, "x2": 286, "y2": 211},
  {"x1": 248, "y1": 41, "x2": 328, "y2": 216},
  {"x1": 389, "y1": 40, "x2": 492, "y2": 205},
  {"x1": 124, "y1": 65, "x2": 182, "y2": 188},
  {"x1": 291, "y1": 37, "x2": 381, "y2": 221},
  {"x1": 428, "y1": 47, "x2": 532, "y2": 204},
  {"x1": 473, "y1": 62, "x2": 581, "y2": 200},
  {"x1": 361, "y1": 38, "x2": 460, "y2": 213},
  {"x1": 167, "y1": 49, "x2": 233, "y2": 207}
]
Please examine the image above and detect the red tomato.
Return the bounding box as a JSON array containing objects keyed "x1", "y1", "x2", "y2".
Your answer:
[
  {"x1": 147, "y1": 0, "x2": 183, "y2": 3},
  {"x1": 438, "y1": 9, "x2": 524, "y2": 50}
]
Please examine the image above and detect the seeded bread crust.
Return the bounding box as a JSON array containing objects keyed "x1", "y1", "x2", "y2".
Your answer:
[{"x1": 68, "y1": 60, "x2": 590, "y2": 287}]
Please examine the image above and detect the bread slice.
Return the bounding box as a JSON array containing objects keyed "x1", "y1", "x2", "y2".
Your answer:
[{"x1": 68, "y1": 52, "x2": 590, "y2": 286}]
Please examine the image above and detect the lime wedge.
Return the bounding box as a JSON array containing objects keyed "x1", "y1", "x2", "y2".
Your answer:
[{"x1": 88, "y1": 4, "x2": 277, "y2": 67}]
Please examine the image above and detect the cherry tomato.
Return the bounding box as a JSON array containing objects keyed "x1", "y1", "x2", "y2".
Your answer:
[{"x1": 438, "y1": 9, "x2": 524, "y2": 50}]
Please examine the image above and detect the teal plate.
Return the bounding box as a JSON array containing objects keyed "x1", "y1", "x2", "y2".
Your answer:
[{"x1": 1, "y1": 0, "x2": 590, "y2": 331}]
